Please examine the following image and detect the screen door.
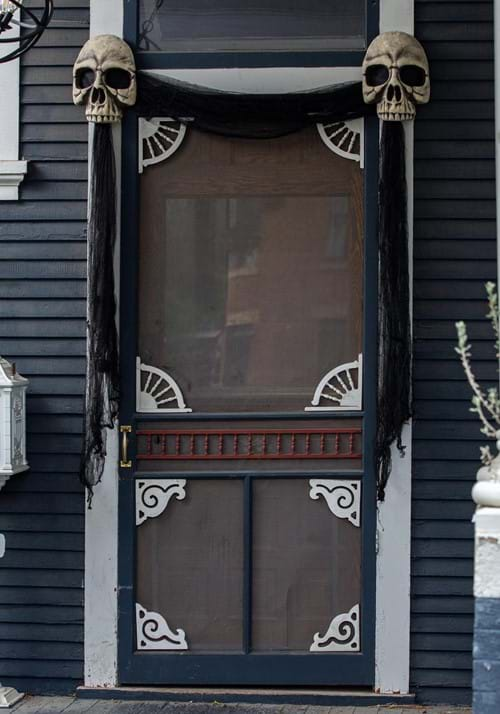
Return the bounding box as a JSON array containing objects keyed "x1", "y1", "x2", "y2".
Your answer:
[{"x1": 118, "y1": 118, "x2": 377, "y2": 686}]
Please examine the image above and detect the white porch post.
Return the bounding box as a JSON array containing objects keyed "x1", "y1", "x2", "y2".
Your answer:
[
  {"x1": 472, "y1": 457, "x2": 500, "y2": 713},
  {"x1": 84, "y1": 0, "x2": 123, "y2": 689},
  {"x1": 375, "y1": 0, "x2": 414, "y2": 695}
]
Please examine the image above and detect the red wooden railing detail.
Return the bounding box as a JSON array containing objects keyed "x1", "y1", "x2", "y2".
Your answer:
[{"x1": 136, "y1": 427, "x2": 361, "y2": 461}]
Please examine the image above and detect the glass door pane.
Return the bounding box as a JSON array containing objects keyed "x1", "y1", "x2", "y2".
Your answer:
[{"x1": 138, "y1": 128, "x2": 363, "y2": 412}]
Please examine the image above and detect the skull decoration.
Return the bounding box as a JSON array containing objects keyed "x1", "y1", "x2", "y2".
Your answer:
[
  {"x1": 362, "y1": 32, "x2": 430, "y2": 121},
  {"x1": 73, "y1": 35, "x2": 137, "y2": 123}
]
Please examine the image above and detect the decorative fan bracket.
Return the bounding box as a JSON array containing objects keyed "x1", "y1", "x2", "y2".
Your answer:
[{"x1": 317, "y1": 118, "x2": 364, "y2": 167}]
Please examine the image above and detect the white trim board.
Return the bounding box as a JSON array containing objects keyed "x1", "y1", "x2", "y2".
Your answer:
[
  {"x1": 375, "y1": 0, "x2": 414, "y2": 696},
  {"x1": 0, "y1": 23, "x2": 27, "y2": 199},
  {"x1": 84, "y1": 0, "x2": 123, "y2": 689},
  {"x1": 85, "y1": 0, "x2": 414, "y2": 695}
]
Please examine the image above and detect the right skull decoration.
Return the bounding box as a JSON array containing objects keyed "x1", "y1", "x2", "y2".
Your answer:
[{"x1": 362, "y1": 31, "x2": 430, "y2": 121}]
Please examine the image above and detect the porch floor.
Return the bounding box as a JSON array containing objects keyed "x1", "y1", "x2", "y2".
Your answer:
[{"x1": 11, "y1": 698, "x2": 471, "y2": 714}]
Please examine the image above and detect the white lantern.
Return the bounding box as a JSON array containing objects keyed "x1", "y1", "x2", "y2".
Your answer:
[{"x1": 0, "y1": 357, "x2": 28, "y2": 490}]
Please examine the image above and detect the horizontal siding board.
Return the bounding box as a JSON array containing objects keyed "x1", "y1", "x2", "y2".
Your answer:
[
  {"x1": 0, "y1": 624, "x2": 83, "y2": 642},
  {"x1": 412, "y1": 559, "x2": 472, "y2": 577},
  {"x1": 0, "y1": 589, "x2": 83, "y2": 607},
  {"x1": 0, "y1": 571, "x2": 84, "y2": 589},
  {"x1": 21, "y1": 124, "x2": 88, "y2": 142},
  {"x1": 5, "y1": 532, "x2": 84, "y2": 550},
  {"x1": 0, "y1": 339, "x2": 86, "y2": 356},
  {"x1": 27, "y1": 414, "x2": 84, "y2": 432},
  {"x1": 0, "y1": 662, "x2": 83, "y2": 679},
  {"x1": 411, "y1": 614, "x2": 474, "y2": 632},
  {"x1": 412, "y1": 597, "x2": 474, "y2": 615},
  {"x1": 416, "y1": 3, "x2": 492, "y2": 21},
  {"x1": 0, "y1": 606, "x2": 83, "y2": 624},
  {"x1": 0, "y1": 642, "x2": 83, "y2": 660},
  {"x1": 25, "y1": 397, "x2": 83, "y2": 415},
  {"x1": 26, "y1": 163, "x2": 88, "y2": 182},
  {"x1": 0, "y1": 301, "x2": 86, "y2": 319},
  {"x1": 0, "y1": 515, "x2": 84, "y2": 533},
  {"x1": 21, "y1": 183, "x2": 88, "y2": 201},
  {"x1": 0, "y1": 222, "x2": 86, "y2": 240},
  {"x1": 415, "y1": 219, "x2": 496, "y2": 240},
  {"x1": 412, "y1": 633, "x2": 472, "y2": 651},
  {"x1": 7, "y1": 474, "x2": 83, "y2": 494}
]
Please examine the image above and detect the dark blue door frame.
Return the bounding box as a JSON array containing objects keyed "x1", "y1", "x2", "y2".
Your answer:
[{"x1": 116, "y1": 110, "x2": 379, "y2": 686}]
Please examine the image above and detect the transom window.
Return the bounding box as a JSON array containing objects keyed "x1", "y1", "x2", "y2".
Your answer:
[{"x1": 137, "y1": 0, "x2": 367, "y2": 53}]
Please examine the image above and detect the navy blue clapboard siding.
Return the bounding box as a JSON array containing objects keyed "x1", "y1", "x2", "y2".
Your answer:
[
  {"x1": 412, "y1": 0, "x2": 496, "y2": 705},
  {"x1": 0, "y1": 0, "x2": 88, "y2": 696}
]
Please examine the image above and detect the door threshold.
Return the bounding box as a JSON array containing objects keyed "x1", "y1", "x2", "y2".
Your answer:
[{"x1": 77, "y1": 686, "x2": 415, "y2": 706}]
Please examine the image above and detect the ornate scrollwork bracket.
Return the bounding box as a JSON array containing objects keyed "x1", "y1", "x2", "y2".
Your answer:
[
  {"x1": 309, "y1": 479, "x2": 361, "y2": 527},
  {"x1": 310, "y1": 603, "x2": 360, "y2": 652},
  {"x1": 136, "y1": 603, "x2": 188, "y2": 650},
  {"x1": 136, "y1": 478, "x2": 186, "y2": 526}
]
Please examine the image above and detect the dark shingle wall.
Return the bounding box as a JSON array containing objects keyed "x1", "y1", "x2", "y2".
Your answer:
[
  {"x1": 412, "y1": 0, "x2": 496, "y2": 704},
  {"x1": 0, "y1": 0, "x2": 89, "y2": 695}
]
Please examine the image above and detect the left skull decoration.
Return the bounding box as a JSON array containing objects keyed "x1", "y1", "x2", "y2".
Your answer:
[{"x1": 73, "y1": 35, "x2": 137, "y2": 123}]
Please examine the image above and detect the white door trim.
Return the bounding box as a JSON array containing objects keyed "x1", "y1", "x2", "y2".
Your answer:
[
  {"x1": 375, "y1": 0, "x2": 414, "y2": 695},
  {"x1": 85, "y1": 0, "x2": 414, "y2": 694}
]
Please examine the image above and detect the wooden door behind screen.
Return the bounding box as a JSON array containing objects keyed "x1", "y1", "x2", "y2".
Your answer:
[{"x1": 118, "y1": 121, "x2": 376, "y2": 686}]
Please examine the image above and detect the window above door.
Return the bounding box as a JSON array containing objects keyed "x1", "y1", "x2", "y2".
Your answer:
[
  {"x1": 137, "y1": 0, "x2": 366, "y2": 53},
  {"x1": 126, "y1": 1, "x2": 379, "y2": 69}
]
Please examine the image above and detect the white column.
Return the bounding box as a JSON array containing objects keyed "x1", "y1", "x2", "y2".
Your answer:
[
  {"x1": 0, "y1": 534, "x2": 23, "y2": 707},
  {"x1": 83, "y1": 0, "x2": 123, "y2": 689},
  {"x1": 375, "y1": 0, "x2": 414, "y2": 695},
  {"x1": 0, "y1": 20, "x2": 27, "y2": 199}
]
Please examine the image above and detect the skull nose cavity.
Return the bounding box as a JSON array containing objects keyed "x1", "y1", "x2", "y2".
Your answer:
[
  {"x1": 91, "y1": 87, "x2": 106, "y2": 106},
  {"x1": 387, "y1": 83, "x2": 402, "y2": 103}
]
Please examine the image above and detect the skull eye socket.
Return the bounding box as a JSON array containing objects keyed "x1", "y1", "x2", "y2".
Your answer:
[
  {"x1": 365, "y1": 64, "x2": 390, "y2": 87},
  {"x1": 399, "y1": 65, "x2": 427, "y2": 87},
  {"x1": 104, "y1": 68, "x2": 132, "y2": 90},
  {"x1": 75, "y1": 68, "x2": 95, "y2": 90}
]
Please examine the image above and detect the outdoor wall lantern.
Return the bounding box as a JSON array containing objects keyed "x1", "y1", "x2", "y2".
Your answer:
[
  {"x1": 0, "y1": 357, "x2": 28, "y2": 492},
  {"x1": 0, "y1": 0, "x2": 53, "y2": 63}
]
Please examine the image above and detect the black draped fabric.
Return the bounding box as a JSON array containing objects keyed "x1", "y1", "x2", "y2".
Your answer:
[
  {"x1": 136, "y1": 74, "x2": 375, "y2": 138},
  {"x1": 82, "y1": 72, "x2": 410, "y2": 503},
  {"x1": 376, "y1": 122, "x2": 412, "y2": 501},
  {"x1": 81, "y1": 124, "x2": 119, "y2": 505}
]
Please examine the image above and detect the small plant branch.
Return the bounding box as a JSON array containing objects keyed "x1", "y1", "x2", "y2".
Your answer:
[{"x1": 455, "y1": 283, "x2": 500, "y2": 465}]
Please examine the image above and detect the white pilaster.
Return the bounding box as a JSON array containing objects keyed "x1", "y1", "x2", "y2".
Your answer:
[
  {"x1": 84, "y1": 0, "x2": 123, "y2": 689},
  {"x1": 0, "y1": 21, "x2": 27, "y2": 199},
  {"x1": 375, "y1": 0, "x2": 414, "y2": 695}
]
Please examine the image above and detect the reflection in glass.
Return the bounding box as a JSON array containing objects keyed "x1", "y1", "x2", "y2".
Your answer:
[
  {"x1": 139, "y1": 128, "x2": 364, "y2": 412},
  {"x1": 138, "y1": 0, "x2": 365, "y2": 52}
]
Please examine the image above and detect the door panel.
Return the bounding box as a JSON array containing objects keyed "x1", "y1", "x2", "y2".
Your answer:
[
  {"x1": 252, "y1": 478, "x2": 361, "y2": 652},
  {"x1": 137, "y1": 479, "x2": 244, "y2": 652}
]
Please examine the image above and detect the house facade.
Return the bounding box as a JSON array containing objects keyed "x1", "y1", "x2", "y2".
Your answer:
[{"x1": 0, "y1": 0, "x2": 495, "y2": 706}]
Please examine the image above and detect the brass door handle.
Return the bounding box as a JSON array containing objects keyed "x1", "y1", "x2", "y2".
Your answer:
[{"x1": 120, "y1": 425, "x2": 132, "y2": 468}]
